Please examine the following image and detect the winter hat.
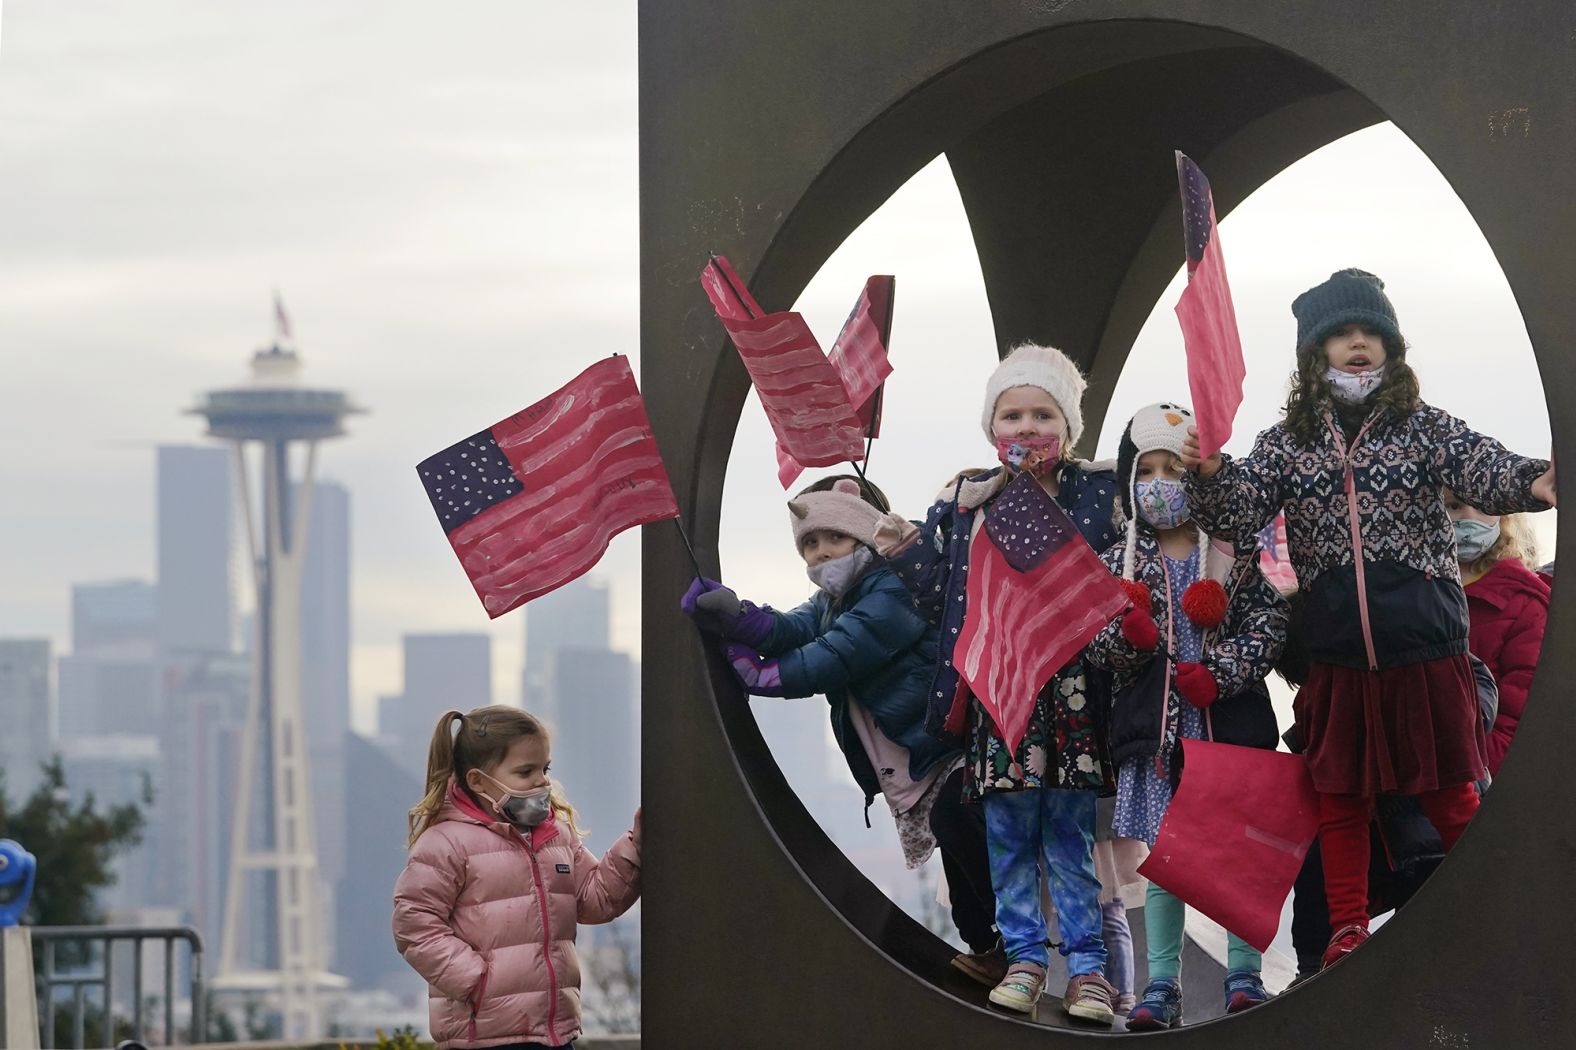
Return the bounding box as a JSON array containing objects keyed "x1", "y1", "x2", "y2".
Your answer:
[
  {"x1": 980, "y1": 342, "x2": 1087, "y2": 447},
  {"x1": 787, "y1": 478, "x2": 884, "y2": 549},
  {"x1": 1291, "y1": 268, "x2": 1403, "y2": 350},
  {"x1": 1115, "y1": 402, "x2": 1227, "y2": 628}
]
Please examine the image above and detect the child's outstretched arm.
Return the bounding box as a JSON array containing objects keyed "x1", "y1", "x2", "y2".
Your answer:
[
  {"x1": 1199, "y1": 561, "x2": 1290, "y2": 703},
  {"x1": 392, "y1": 833, "x2": 488, "y2": 1002},
  {"x1": 1182, "y1": 425, "x2": 1288, "y2": 548},
  {"x1": 773, "y1": 572, "x2": 930, "y2": 694},
  {"x1": 1426, "y1": 407, "x2": 1555, "y2": 514},
  {"x1": 572, "y1": 814, "x2": 642, "y2": 925}
]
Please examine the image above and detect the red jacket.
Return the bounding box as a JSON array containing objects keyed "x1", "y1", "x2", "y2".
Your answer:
[
  {"x1": 392, "y1": 780, "x2": 641, "y2": 1048},
  {"x1": 1464, "y1": 558, "x2": 1550, "y2": 776}
]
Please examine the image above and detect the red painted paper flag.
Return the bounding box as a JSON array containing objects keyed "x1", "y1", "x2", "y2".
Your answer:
[
  {"x1": 1138, "y1": 739, "x2": 1320, "y2": 952},
  {"x1": 775, "y1": 275, "x2": 896, "y2": 488},
  {"x1": 417, "y1": 356, "x2": 679, "y2": 619},
  {"x1": 1174, "y1": 152, "x2": 1246, "y2": 461},
  {"x1": 954, "y1": 473, "x2": 1129, "y2": 754},
  {"x1": 701, "y1": 256, "x2": 868, "y2": 474},
  {"x1": 1256, "y1": 511, "x2": 1297, "y2": 592}
]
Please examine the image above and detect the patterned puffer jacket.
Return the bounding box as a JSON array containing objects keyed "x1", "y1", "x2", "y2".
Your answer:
[{"x1": 1186, "y1": 403, "x2": 1549, "y2": 670}]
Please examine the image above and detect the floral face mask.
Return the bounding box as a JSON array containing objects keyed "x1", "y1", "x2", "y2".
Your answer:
[
  {"x1": 1135, "y1": 477, "x2": 1191, "y2": 530},
  {"x1": 995, "y1": 433, "x2": 1061, "y2": 477}
]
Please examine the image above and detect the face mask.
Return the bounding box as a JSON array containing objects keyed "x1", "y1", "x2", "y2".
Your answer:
[
  {"x1": 995, "y1": 432, "x2": 1061, "y2": 477},
  {"x1": 806, "y1": 545, "x2": 874, "y2": 598},
  {"x1": 477, "y1": 772, "x2": 554, "y2": 829},
  {"x1": 1454, "y1": 518, "x2": 1501, "y2": 562},
  {"x1": 1134, "y1": 477, "x2": 1190, "y2": 530},
  {"x1": 1324, "y1": 364, "x2": 1386, "y2": 405}
]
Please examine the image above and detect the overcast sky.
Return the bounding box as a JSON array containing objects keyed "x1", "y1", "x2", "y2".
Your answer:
[{"x1": 0, "y1": 2, "x2": 1554, "y2": 739}]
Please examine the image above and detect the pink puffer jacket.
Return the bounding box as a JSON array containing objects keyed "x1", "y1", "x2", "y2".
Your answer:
[{"x1": 392, "y1": 779, "x2": 641, "y2": 1048}]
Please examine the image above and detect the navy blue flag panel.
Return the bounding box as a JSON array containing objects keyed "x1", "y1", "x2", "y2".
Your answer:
[
  {"x1": 1178, "y1": 154, "x2": 1214, "y2": 265},
  {"x1": 418, "y1": 430, "x2": 525, "y2": 535},
  {"x1": 982, "y1": 472, "x2": 1077, "y2": 573}
]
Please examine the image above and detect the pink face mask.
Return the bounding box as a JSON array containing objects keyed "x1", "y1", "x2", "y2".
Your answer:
[{"x1": 995, "y1": 433, "x2": 1061, "y2": 477}]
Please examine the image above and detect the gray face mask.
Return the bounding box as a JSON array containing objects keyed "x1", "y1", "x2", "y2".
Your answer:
[
  {"x1": 478, "y1": 772, "x2": 554, "y2": 828},
  {"x1": 806, "y1": 545, "x2": 874, "y2": 598},
  {"x1": 1454, "y1": 518, "x2": 1501, "y2": 562}
]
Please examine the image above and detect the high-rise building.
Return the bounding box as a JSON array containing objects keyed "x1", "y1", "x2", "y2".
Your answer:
[
  {"x1": 298, "y1": 480, "x2": 351, "y2": 898},
  {"x1": 56, "y1": 653, "x2": 162, "y2": 738},
  {"x1": 521, "y1": 577, "x2": 609, "y2": 721},
  {"x1": 71, "y1": 580, "x2": 158, "y2": 657},
  {"x1": 157, "y1": 445, "x2": 234, "y2": 657},
  {"x1": 547, "y1": 647, "x2": 635, "y2": 853},
  {"x1": 382, "y1": 634, "x2": 492, "y2": 778},
  {"x1": 335, "y1": 732, "x2": 423, "y2": 993},
  {"x1": 57, "y1": 734, "x2": 164, "y2": 915},
  {"x1": 0, "y1": 639, "x2": 53, "y2": 800}
]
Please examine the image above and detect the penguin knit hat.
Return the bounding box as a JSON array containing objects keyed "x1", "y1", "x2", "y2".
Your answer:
[
  {"x1": 980, "y1": 342, "x2": 1087, "y2": 446},
  {"x1": 1115, "y1": 402, "x2": 1210, "y2": 583},
  {"x1": 787, "y1": 478, "x2": 885, "y2": 549},
  {"x1": 1291, "y1": 268, "x2": 1403, "y2": 350}
]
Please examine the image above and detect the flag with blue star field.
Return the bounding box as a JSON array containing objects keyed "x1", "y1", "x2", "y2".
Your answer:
[
  {"x1": 953, "y1": 472, "x2": 1129, "y2": 753},
  {"x1": 417, "y1": 355, "x2": 678, "y2": 618},
  {"x1": 1174, "y1": 150, "x2": 1246, "y2": 460}
]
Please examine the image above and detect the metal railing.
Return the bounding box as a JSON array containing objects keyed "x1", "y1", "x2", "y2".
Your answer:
[{"x1": 28, "y1": 926, "x2": 205, "y2": 1049}]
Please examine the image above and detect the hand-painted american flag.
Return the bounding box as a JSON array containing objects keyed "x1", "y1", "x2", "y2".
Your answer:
[
  {"x1": 954, "y1": 473, "x2": 1130, "y2": 754},
  {"x1": 1174, "y1": 151, "x2": 1245, "y2": 461},
  {"x1": 1256, "y1": 511, "x2": 1297, "y2": 592},
  {"x1": 775, "y1": 274, "x2": 895, "y2": 488},
  {"x1": 701, "y1": 256, "x2": 868, "y2": 476},
  {"x1": 417, "y1": 356, "x2": 679, "y2": 619}
]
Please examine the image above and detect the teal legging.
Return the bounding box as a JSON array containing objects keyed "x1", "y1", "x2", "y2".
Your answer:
[{"x1": 1144, "y1": 882, "x2": 1260, "y2": 980}]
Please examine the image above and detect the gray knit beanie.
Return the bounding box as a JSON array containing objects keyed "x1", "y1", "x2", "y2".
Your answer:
[{"x1": 1290, "y1": 268, "x2": 1403, "y2": 350}]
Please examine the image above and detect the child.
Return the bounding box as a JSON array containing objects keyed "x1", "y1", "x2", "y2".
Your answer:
[
  {"x1": 680, "y1": 476, "x2": 1000, "y2": 983},
  {"x1": 393, "y1": 705, "x2": 641, "y2": 1049},
  {"x1": 874, "y1": 343, "x2": 1124, "y2": 1023},
  {"x1": 1087, "y1": 402, "x2": 1287, "y2": 1028},
  {"x1": 1442, "y1": 490, "x2": 1549, "y2": 775},
  {"x1": 1181, "y1": 268, "x2": 1555, "y2": 969}
]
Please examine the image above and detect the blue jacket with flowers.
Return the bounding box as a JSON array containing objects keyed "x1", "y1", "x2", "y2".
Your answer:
[
  {"x1": 759, "y1": 563, "x2": 956, "y2": 808},
  {"x1": 886, "y1": 462, "x2": 1123, "y2": 745}
]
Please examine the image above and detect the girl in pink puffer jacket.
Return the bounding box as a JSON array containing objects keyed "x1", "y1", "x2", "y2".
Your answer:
[{"x1": 393, "y1": 705, "x2": 641, "y2": 1049}]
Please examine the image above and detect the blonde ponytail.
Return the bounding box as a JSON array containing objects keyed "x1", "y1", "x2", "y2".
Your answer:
[{"x1": 407, "y1": 709, "x2": 466, "y2": 847}]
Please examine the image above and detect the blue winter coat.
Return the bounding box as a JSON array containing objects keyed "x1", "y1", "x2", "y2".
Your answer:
[
  {"x1": 758, "y1": 563, "x2": 956, "y2": 808},
  {"x1": 886, "y1": 463, "x2": 1123, "y2": 746}
]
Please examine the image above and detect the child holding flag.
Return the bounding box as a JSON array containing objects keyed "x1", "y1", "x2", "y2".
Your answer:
[
  {"x1": 874, "y1": 344, "x2": 1124, "y2": 1023},
  {"x1": 679, "y1": 476, "x2": 1000, "y2": 980},
  {"x1": 1181, "y1": 268, "x2": 1555, "y2": 969},
  {"x1": 1087, "y1": 402, "x2": 1287, "y2": 1027}
]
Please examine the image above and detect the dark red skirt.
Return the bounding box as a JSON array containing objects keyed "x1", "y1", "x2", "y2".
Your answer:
[{"x1": 1294, "y1": 654, "x2": 1487, "y2": 797}]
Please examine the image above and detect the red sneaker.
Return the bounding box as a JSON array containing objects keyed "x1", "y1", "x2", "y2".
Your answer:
[{"x1": 1320, "y1": 923, "x2": 1370, "y2": 969}]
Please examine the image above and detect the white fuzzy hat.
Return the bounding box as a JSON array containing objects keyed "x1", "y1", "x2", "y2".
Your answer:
[
  {"x1": 787, "y1": 478, "x2": 884, "y2": 548},
  {"x1": 980, "y1": 343, "x2": 1087, "y2": 447}
]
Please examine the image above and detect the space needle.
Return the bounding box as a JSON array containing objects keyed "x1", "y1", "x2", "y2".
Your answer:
[{"x1": 191, "y1": 308, "x2": 361, "y2": 1038}]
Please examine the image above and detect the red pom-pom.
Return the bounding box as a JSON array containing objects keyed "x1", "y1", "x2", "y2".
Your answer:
[
  {"x1": 1118, "y1": 579, "x2": 1152, "y2": 615},
  {"x1": 1182, "y1": 578, "x2": 1228, "y2": 628}
]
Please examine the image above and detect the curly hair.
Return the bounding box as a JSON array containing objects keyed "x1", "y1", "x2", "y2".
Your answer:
[{"x1": 1281, "y1": 334, "x2": 1420, "y2": 446}]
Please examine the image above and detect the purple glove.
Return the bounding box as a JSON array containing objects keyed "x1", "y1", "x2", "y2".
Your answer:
[
  {"x1": 724, "y1": 642, "x2": 784, "y2": 697},
  {"x1": 681, "y1": 577, "x2": 775, "y2": 646}
]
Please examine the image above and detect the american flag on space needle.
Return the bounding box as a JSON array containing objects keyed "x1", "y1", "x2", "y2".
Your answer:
[
  {"x1": 1174, "y1": 151, "x2": 1245, "y2": 461},
  {"x1": 416, "y1": 356, "x2": 679, "y2": 618}
]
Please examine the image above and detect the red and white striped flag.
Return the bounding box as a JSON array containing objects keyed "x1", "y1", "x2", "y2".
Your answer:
[
  {"x1": 274, "y1": 289, "x2": 294, "y2": 342},
  {"x1": 1256, "y1": 511, "x2": 1297, "y2": 592},
  {"x1": 1174, "y1": 152, "x2": 1246, "y2": 461},
  {"x1": 775, "y1": 275, "x2": 895, "y2": 488},
  {"x1": 954, "y1": 473, "x2": 1129, "y2": 753},
  {"x1": 417, "y1": 356, "x2": 679, "y2": 618},
  {"x1": 701, "y1": 256, "x2": 868, "y2": 477}
]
